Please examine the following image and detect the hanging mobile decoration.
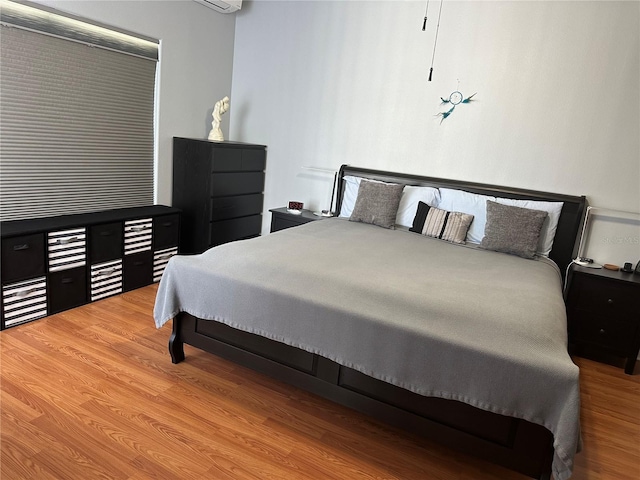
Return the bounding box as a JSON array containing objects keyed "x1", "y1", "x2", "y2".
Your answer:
[
  {"x1": 421, "y1": 0, "x2": 430, "y2": 31},
  {"x1": 421, "y1": 0, "x2": 444, "y2": 81},
  {"x1": 436, "y1": 86, "x2": 476, "y2": 123}
]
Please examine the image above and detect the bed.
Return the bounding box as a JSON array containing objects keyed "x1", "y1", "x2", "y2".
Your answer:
[{"x1": 154, "y1": 165, "x2": 587, "y2": 480}]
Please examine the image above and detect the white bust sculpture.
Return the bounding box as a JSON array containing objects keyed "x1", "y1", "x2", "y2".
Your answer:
[{"x1": 208, "y1": 96, "x2": 230, "y2": 142}]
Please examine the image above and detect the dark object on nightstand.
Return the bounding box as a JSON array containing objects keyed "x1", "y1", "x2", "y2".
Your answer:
[
  {"x1": 269, "y1": 208, "x2": 325, "y2": 233},
  {"x1": 173, "y1": 138, "x2": 266, "y2": 254},
  {"x1": 566, "y1": 264, "x2": 640, "y2": 374}
]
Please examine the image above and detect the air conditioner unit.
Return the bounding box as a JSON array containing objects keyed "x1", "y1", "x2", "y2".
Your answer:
[{"x1": 193, "y1": 0, "x2": 242, "y2": 14}]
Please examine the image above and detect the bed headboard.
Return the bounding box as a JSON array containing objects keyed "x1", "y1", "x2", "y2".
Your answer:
[{"x1": 335, "y1": 165, "x2": 587, "y2": 276}]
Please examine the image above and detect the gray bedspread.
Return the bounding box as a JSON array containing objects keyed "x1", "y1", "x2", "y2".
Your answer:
[{"x1": 154, "y1": 218, "x2": 581, "y2": 480}]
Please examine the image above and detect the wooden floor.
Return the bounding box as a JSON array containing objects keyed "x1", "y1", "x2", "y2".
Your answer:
[{"x1": 1, "y1": 284, "x2": 639, "y2": 480}]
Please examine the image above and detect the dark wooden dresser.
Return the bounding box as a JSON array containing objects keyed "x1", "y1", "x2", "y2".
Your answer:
[
  {"x1": 172, "y1": 138, "x2": 266, "y2": 254},
  {"x1": 566, "y1": 264, "x2": 640, "y2": 374},
  {"x1": 1, "y1": 206, "x2": 180, "y2": 329}
]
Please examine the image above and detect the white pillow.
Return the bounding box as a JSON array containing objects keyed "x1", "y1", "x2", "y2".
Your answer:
[
  {"x1": 438, "y1": 188, "x2": 496, "y2": 244},
  {"x1": 338, "y1": 176, "x2": 361, "y2": 218},
  {"x1": 396, "y1": 185, "x2": 440, "y2": 228},
  {"x1": 494, "y1": 197, "x2": 564, "y2": 257}
]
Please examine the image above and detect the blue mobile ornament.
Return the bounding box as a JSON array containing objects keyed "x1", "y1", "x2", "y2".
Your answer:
[
  {"x1": 436, "y1": 90, "x2": 476, "y2": 123},
  {"x1": 422, "y1": 0, "x2": 444, "y2": 82}
]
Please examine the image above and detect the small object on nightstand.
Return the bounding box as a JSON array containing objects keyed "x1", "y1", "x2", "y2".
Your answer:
[
  {"x1": 574, "y1": 257, "x2": 602, "y2": 268},
  {"x1": 603, "y1": 264, "x2": 620, "y2": 271},
  {"x1": 288, "y1": 201, "x2": 304, "y2": 210},
  {"x1": 621, "y1": 262, "x2": 634, "y2": 273},
  {"x1": 314, "y1": 210, "x2": 333, "y2": 217},
  {"x1": 286, "y1": 209, "x2": 302, "y2": 215}
]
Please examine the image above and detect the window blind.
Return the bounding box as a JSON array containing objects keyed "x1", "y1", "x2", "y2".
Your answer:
[{"x1": 0, "y1": 1, "x2": 158, "y2": 222}]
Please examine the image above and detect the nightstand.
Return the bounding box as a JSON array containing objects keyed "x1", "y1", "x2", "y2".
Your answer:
[
  {"x1": 269, "y1": 208, "x2": 326, "y2": 233},
  {"x1": 566, "y1": 265, "x2": 640, "y2": 374}
]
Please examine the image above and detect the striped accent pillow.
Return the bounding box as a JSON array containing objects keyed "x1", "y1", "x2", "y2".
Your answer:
[{"x1": 409, "y1": 202, "x2": 474, "y2": 244}]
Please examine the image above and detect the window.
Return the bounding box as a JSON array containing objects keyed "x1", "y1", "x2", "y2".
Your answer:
[{"x1": 0, "y1": 0, "x2": 159, "y2": 221}]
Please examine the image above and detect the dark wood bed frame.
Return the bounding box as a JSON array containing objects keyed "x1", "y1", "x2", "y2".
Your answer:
[{"x1": 167, "y1": 165, "x2": 588, "y2": 480}]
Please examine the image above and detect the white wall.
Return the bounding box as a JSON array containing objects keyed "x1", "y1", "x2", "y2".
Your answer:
[
  {"x1": 230, "y1": 0, "x2": 640, "y2": 260},
  {"x1": 39, "y1": 0, "x2": 237, "y2": 207}
]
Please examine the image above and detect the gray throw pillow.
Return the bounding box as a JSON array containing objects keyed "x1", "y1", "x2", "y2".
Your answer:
[
  {"x1": 349, "y1": 180, "x2": 404, "y2": 229},
  {"x1": 480, "y1": 200, "x2": 548, "y2": 259}
]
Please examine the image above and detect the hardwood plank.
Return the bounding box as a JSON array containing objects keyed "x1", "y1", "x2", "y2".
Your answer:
[
  {"x1": 0, "y1": 386, "x2": 45, "y2": 422},
  {"x1": 0, "y1": 439, "x2": 59, "y2": 480},
  {"x1": 1, "y1": 408, "x2": 119, "y2": 480},
  {"x1": 29, "y1": 414, "x2": 135, "y2": 480},
  {"x1": 75, "y1": 398, "x2": 211, "y2": 479},
  {"x1": 1, "y1": 284, "x2": 639, "y2": 480}
]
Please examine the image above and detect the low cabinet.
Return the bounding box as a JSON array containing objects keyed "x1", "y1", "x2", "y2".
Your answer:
[
  {"x1": 1, "y1": 205, "x2": 180, "y2": 329},
  {"x1": 566, "y1": 265, "x2": 640, "y2": 374}
]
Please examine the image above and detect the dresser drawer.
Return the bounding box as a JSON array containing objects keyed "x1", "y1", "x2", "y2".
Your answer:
[
  {"x1": 48, "y1": 228, "x2": 87, "y2": 272},
  {"x1": 210, "y1": 172, "x2": 265, "y2": 197},
  {"x1": 2, "y1": 277, "x2": 47, "y2": 328},
  {"x1": 569, "y1": 311, "x2": 637, "y2": 352},
  {"x1": 90, "y1": 222, "x2": 123, "y2": 263},
  {"x1": 153, "y1": 247, "x2": 178, "y2": 282},
  {"x1": 210, "y1": 194, "x2": 264, "y2": 221},
  {"x1": 239, "y1": 149, "x2": 266, "y2": 171},
  {"x1": 211, "y1": 147, "x2": 242, "y2": 171},
  {"x1": 210, "y1": 215, "x2": 262, "y2": 247},
  {"x1": 572, "y1": 274, "x2": 640, "y2": 315},
  {"x1": 271, "y1": 215, "x2": 305, "y2": 233},
  {"x1": 124, "y1": 218, "x2": 152, "y2": 255},
  {"x1": 210, "y1": 147, "x2": 266, "y2": 172},
  {"x1": 1, "y1": 233, "x2": 45, "y2": 284},
  {"x1": 91, "y1": 259, "x2": 123, "y2": 301},
  {"x1": 153, "y1": 214, "x2": 180, "y2": 250},
  {"x1": 48, "y1": 266, "x2": 87, "y2": 314}
]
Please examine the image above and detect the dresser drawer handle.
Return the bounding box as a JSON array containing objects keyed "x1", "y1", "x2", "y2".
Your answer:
[
  {"x1": 133, "y1": 261, "x2": 145, "y2": 266},
  {"x1": 162, "y1": 221, "x2": 173, "y2": 227},
  {"x1": 54, "y1": 237, "x2": 78, "y2": 245},
  {"x1": 157, "y1": 254, "x2": 174, "y2": 260},
  {"x1": 607, "y1": 298, "x2": 614, "y2": 305},
  {"x1": 9, "y1": 287, "x2": 38, "y2": 298},
  {"x1": 13, "y1": 244, "x2": 30, "y2": 251},
  {"x1": 61, "y1": 278, "x2": 74, "y2": 284},
  {"x1": 99, "y1": 231, "x2": 113, "y2": 237},
  {"x1": 599, "y1": 328, "x2": 606, "y2": 335},
  {"x1": 96, "y1": 268, "x2": 116, "y2": 277},
  {"x1": 129, "y1": 226, "x2": 149, "y2": 233}
]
